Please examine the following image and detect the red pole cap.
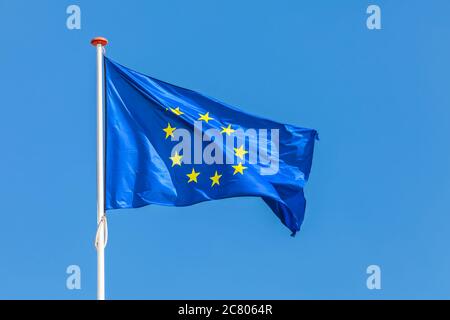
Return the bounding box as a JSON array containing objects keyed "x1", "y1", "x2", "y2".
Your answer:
[{"x1": 91, "y1": 37, "x2": 108, "y2": 47}]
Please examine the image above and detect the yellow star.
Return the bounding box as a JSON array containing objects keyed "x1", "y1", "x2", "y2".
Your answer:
[
  {"x1": 198, "y1": 112, "x2": 214, "y2": 123},
  {"x1": 220, "y1": 124, "x2": 235, "y2": 136},
  {"x1": 170, "y1": 107, "x2": 184, "y2": 116},
  {"x1": 169, "y1": 152, "x2": 183, "y2": 167},
  {"x1": 210, "y1": 171, "x2": 222, "y2": 187},
  {"x1": 232, "y1": 162, "x2": 247, "y2": 175},
  {"x1": 234, "y1": 145, "x2": 248, "y2": 160},
  {"x1": 186, "y1": 168, "x2": 200, "y2": 183},
  {"x1": 162, "y1": 123, "x2": 176, "y2": 139}
]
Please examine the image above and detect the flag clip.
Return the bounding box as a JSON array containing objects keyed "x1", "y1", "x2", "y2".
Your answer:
[{"x1": 95, "y1": 215, "x2": 108, "y2": 250}]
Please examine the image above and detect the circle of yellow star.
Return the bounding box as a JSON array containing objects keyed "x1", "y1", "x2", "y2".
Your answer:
[
  {"x1": 234, "y1": 145, "x2": 248, "y2": 160},
  {"x1": 210, "y1": 171, "x2": 222, "y2": 187},
  {"x1": 170, "y1": 107, "x2": 184, "y2": 116},
  {"x1": 163, "y1": 123, "x2": 176, "y2": 139},
  {"x1": 186, "y1": 168, "x2": 200, "y2": 183},
  {"x1": 220, "y1": 124, "x2": 235, "y2": 136},
  {"x1": 198, "y1": 112, "x2": 214, "y2": 123},
  {"x1": 232, "y1": 162, "x2": 247, "y2": 175},
  {"x1": 169, "y1": 152, "x2": 183, "y2": 167}
]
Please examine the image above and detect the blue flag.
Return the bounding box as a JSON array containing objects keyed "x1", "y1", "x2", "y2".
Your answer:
[{"x1": 104, "y1": 57, "x2": 318, "y2": 235}]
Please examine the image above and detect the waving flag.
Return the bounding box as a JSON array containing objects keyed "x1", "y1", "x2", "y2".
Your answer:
[{"x1": 104, "y1": 57, "x2": 318, "y2": 235}]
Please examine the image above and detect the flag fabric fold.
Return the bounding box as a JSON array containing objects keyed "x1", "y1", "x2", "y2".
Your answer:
[{"x1": 104, "y1": 57, "x2": 318, "y2": 235}]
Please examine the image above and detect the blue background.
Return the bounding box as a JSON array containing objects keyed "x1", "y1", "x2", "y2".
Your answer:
[{"x1": 0, "y1": 0, "x2": 449, "y2": 299}]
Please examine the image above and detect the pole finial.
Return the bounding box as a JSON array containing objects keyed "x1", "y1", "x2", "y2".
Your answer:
[{"x1": 91, "y1": 37, "x2": 108, "y2": 47}]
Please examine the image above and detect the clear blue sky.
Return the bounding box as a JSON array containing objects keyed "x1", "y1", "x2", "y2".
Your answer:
[{"x1": 1, "y1": 0, "x2": 449, "y2": 299}]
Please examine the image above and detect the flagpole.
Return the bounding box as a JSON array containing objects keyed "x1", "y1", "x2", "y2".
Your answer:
[{"x1": 91, "y1": 36, "x2": 108, "y2": 300}]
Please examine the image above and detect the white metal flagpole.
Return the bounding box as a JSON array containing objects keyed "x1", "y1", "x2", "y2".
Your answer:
[{"x1": 91, "y1": 36, "x2": 108, "y2": 300}]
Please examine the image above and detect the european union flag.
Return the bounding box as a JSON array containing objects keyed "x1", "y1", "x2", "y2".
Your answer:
[{"x1": 105, "y1": 57, "x2": 318, "y2": 235}]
